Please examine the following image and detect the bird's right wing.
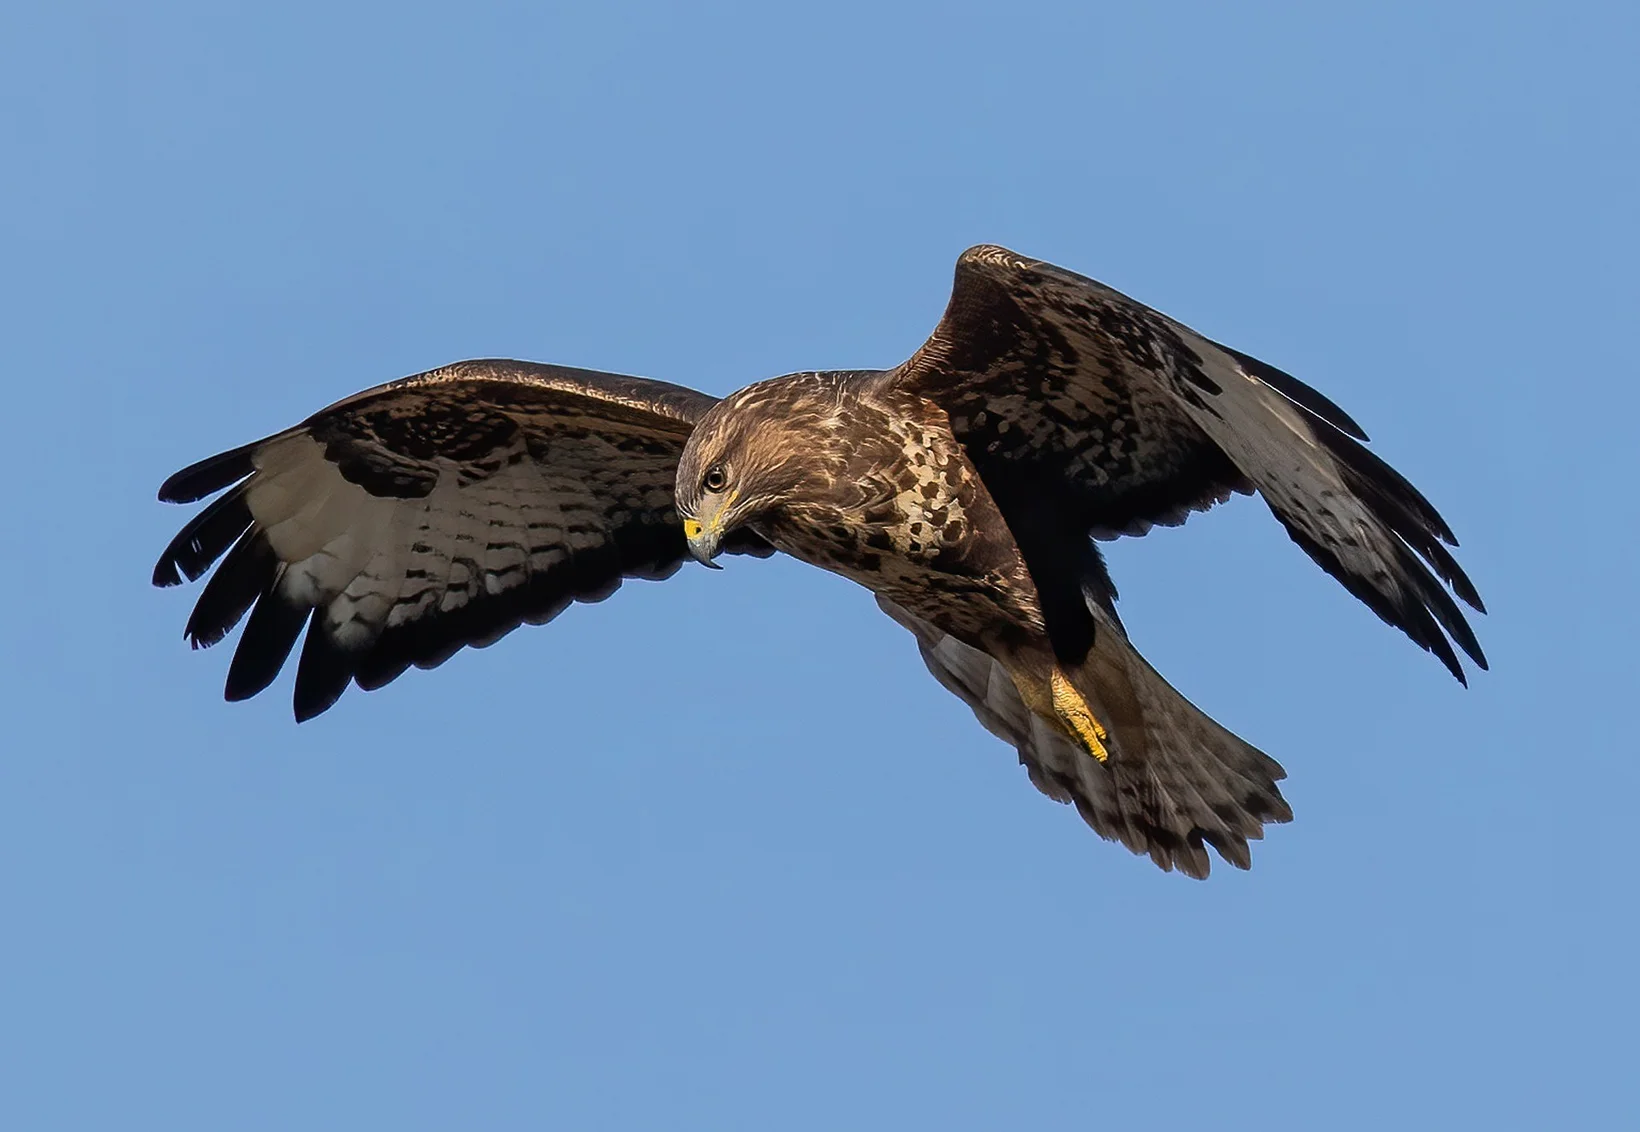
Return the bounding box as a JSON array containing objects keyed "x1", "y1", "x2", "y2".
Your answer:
[{"x1": 154, "y1": 359, "x2": 772, "y2": 720}]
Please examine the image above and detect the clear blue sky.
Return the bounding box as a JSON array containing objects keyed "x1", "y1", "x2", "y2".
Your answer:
[{"x1": 2, "y1": 2, "x2": 1635, "y2": 1128}]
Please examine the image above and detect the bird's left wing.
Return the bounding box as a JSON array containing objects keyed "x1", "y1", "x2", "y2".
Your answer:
[
  {"x1": 881, "y1": 245, "x2": 1486, "y2": 681},
  {"x1": 154, "y1": 359, "x2": 772, "y2": 720}
]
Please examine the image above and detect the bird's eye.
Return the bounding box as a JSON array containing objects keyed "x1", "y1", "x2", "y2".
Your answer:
[{"x1": 702, "y1": 464, "x2": 728, "y2": 494}]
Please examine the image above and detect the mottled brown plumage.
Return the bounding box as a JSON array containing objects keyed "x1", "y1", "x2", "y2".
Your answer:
[{"x1": 155, "y1": 246, "x2": 1485, "y2": 877}]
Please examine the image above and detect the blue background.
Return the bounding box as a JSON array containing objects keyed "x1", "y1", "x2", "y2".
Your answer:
[{"x1": 3, "y1": 2, "x2": 1635, "y2": 1128}]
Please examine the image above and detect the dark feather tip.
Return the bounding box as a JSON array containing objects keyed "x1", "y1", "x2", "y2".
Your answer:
[
  {"x1": 158, "y1": 441, "x2": 260, "y2": 504},
  {"x1": 1214, "y1": 341, "x2": 1371, "y2": 442}
]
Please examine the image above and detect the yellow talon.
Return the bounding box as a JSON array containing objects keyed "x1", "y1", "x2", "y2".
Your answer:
[{"x1": 1051, "y1": 667, "x2": 1110, "y2": 762}]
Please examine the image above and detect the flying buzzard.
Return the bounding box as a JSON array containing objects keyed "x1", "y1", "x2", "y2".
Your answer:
[{"x1": 154, "y1": 245, "x2": 1485, "y2": 877}]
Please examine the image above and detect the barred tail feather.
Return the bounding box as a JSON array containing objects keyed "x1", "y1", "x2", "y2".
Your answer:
[
  {"x1": 1068, "y1": 627, "x2": 1292, "y2": 876},
  {"x1": 880, "y1": 597, "x2": 1291, "y2": 878}
]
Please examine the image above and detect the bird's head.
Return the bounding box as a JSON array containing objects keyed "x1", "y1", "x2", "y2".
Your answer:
[{"x1": 675, "y1": 377, "x2": 841, "y2": 566}]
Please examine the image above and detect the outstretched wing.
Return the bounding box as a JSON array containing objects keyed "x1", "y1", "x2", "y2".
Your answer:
[
  {"x1": 882, "y1": 245, "x2": 1486, "y2": 681},
  {"x1": 154, "y1": 359, "x2": 771, "y2": 720}
]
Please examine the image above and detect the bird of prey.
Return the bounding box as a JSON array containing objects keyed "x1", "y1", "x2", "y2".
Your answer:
[{"x1": 154, "y1": 245, "x2": 1485, "y2": 877}]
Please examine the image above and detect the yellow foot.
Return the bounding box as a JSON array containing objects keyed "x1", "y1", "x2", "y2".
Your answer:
[{"x1": 1050, "y1": 667, "x2": 1110, "y2": 763}]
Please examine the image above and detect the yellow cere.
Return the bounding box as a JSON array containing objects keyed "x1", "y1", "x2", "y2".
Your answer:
[
  {"x1": 1050, "y1": 667, "x2": 1110, "y2": 763},
  {"x1": 682, "y1": 519, "x2": 704, "y2": 540}
]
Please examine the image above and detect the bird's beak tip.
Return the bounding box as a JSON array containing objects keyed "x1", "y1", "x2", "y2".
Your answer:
[{"x1": 682, "y1": 518, "x2": 724, "y2": 568}]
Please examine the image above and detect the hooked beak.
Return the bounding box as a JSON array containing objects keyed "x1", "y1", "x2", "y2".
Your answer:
[
  {"x1": 682, "y1": 485, "x2": 741, "y2": 568},
  {"x1": 682, "y1": 517, "x2": 724, "y2": 568}
]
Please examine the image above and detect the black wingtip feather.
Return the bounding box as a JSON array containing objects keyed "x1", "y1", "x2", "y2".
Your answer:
[
  {"x1": 158, "y1": 441, "x2": 261, "y2": 504},
  {"x1": 1213, "y1": 341, "x2": 1372, "y2": 442},
  {"x1": 1408, "y1": 533, "x2": 1486, "y2": 614},
  {"x1": 1315, "y1": 424, "x2": 1460, "y2": 547},
  {"x1": 1395, "y1": 543, "x2": 1488, "y2": 672},
  {"x1": 353, "y1": 655, "x2": 413, "y2": 693},
  {"x1": 185, "y1": 530, "x2": 277, "y2": 649},
  {"x1": 1310, "y1": 424, "x2": 1489, "y2": 620},
  {"x1": 153, "y1": 487, "x2": 254, "y2": 588},
  {"x1": 224, "y1": 576, "x2": 308, "y2": 702},
  {"x1": 293, "y1": 613, "x2": 357, "y2": 722},
  {"x1": 1279, "y1": 517, "x2": 1479, "y2": 684}
]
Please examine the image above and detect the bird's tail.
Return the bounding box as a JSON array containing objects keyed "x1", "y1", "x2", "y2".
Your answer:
[
  {"x1": 881, "y1": 597, "x2": 1292, "y2": 878},
  {"x1": 1050, "y1": 625, "x2": 1294, "y2": 876}
]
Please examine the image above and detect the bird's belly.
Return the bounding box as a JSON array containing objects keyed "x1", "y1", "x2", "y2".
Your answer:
[{"x1": 761, "y1": 523, "x2": 1043, "y2": 650}]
